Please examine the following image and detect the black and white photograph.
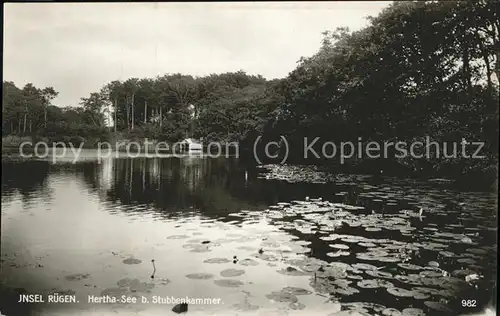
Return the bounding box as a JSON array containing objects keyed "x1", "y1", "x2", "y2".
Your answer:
[{"x1": 1, "y1": 1, "x2": 498, "y2": 315}]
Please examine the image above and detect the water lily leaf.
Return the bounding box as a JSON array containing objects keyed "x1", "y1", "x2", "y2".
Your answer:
[
  {"x1": 277, "y1": 266, "x2": 309, "y2": 276},
  {"x1": 204, "y1": 258, "x2": 231, "y2": 264},
  {"x1": 397, "y1": 263, "x2": 422, "y2": 271},
  {"x1": 166, "y1": 235, "x2": 190, "y2": 239},
  {"x1": 427, "y1": 261, "x2": 439, "y2": 268},
  {"x1": 328, "y1": 310, "x2": 371, "y2": 316},
  {"x1": 419, "y1": 271, "x2": 443, "y2": 278},
  {"x1": 358, "y1": 242, "x2": 377, "y2": 247},
  {"x1": 365, "y1": 227, "x2": 382, "y2": 232},
  {"x1": 401, "y1": 308, "x2": 425, "y2": 316},
  {"x1": 424, "y1": 301, "x2": 452, "y2": 312},
  {"x1": 327, "y1": 251, "x2": 350, "y2": 257},
  {"x1": 281, "y1": 287, "x2": 312, "y2": 296},
  {"x1": 288, "y1": 302, "x2": 306, "y2": 310},
  {"x1": 387, "y1": 287, "x2": 415, "y2": 297},
  {"x1": 65, "y1": 273, "x2": 90, "y2": 281},
  {"x1": 220, "y1": 269, "x2": 245, "y2": 277},
  {"x1": 265, "y1": 291, "x2": 298, "y2": 303},
  {"x1": 412, "y1": 291, "x2": 430, "y2": 300},
  {"x1": 342, "y1": 302, "x2": 386, "y2": 313},
  {"x1": 466, "y1": 248, "x2": 487, "y2": 255},
  {"x1": 333, "y1": 286, "x2": 360, "y2": 296},
  {"x1": 352, "y1": 263, "x2": 378, "y2": 271},
  {"x1": 213, "y1": 279, "x2": 244, "y2": 287},
  {"x1": 457, "y1": 258, "x2": 476, "y2": 265},
  {"x1": 357, "y1": 279, "x2": 394, "y2": 289},
  {"x1": 330, "y1": 244, "x2": 350, "y2": 250},
  {"x1": 365, "y1": 270, "x2": 393, "y2": 279},
  {"x1": 239, "y1": 258, "x2": 259, "y2": 266},
  {"x1": 122, "y1": 258, "x2": 142, "y2": 265},
  {"x1": 382, "y1": 308, "x2": 403, "y2": 316},
  {"x1": 185, "y1": 273, "x2": 214, "y2": 280},
  {"x1": 438, "y1": 251, "x2": 455, "y2": 258}
]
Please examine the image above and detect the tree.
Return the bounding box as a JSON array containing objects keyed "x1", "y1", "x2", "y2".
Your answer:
[{"x1": 40, "y1": 87, "x2": 58, "y2": 129}]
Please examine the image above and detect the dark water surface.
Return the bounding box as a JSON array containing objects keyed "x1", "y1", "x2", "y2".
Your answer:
[{"x1": 1, "y1": 153, "x2": 497, "y2": 316}]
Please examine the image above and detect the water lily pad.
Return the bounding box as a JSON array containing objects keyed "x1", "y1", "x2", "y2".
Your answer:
[
  {"x1": 387, "y1": 287, "x2": 415, "y2": 297},
  {"x1": 277, "y1": 266, "x2": 309, "y2": 276},
  {"x1": 265, "y1": 291, "x2": 298, "y2": 303},
  {"x1": 357, "y1": 279, "x2": 394, "y2": 289},
  {"x1": 328, "y1": 311, "x2": 371, "y2": 316},
  {"x1": 65, "y1": 273, "x2": 90, "y2": 281},
  {"x1": 451, "y1": 269, "x2": 476, "y2": 278},
  {"x1": 342, "y1": 237, "x2": 364, "y2": 243},
  {"x1": 214, "y1": 279, "x2": 244, "y2": 287},
  {"x1": 412, "y1": 291, "x2": 430, "y2": 300},
  {"x1": 358, "y1": 242, "x2": 377, "y2": 247},
  {"x1": 424, "y1": 301, "x2": 452, "y2": 312},
  {"x1": 378, "y1": 256, "x2": 401, "y2": 263},
  {"x1": 365, "y1": 227, "x2": 382, "y2": 232},
  {"x1": 352, "y1": 263, "x2": 378, "y2": 271},
  {"x1": 254, "y1": 253, "x2": 279, "y2": 262},
  {"x1": 239, "y1": 258, "x2": 259, "y2": 266},
  {"x1": 401, "y1": 308, "x2": 425, "y2": 316},
  {"x1": 382, "y1": 308, "x2": 403, "y2": 316},
  {"x1": 333, "y1": 286, "x2": 360, "y2": 296},
  {"x1": 365, "y1": 270, "x2": 393, "y2": 279},
  {"x1": 397, "y1": 263, "x2": 422, "y2": 271},
  {"x1": 281, "y1": 287, "x2": 312, "y2": 296},
  {"x1": 166, "y1": 235, "x2": 190, "y2": 239},
  {"x1": 204, "y1": 258, "x2": 231, "y2": 264},
  {"x1": 117, "y1": 277, "x2": 135, "y2": 287},
  {"x1": 466, "y1": 248, "x2": 487, "y2": 255},
  {"x1": 427, "y1": 261, "x2": 439, "y2": 268},
  {"x1": 438, "y1": 251, "x2": 455, "y2": 258},
  {"x1": 327, "y1": 250, "x2": 350, "y2": 257},
  {"x1": 220, "y1": 269, "x2": 245, "y2": 277},
  {"x1": 122, "y1": 258, "x2": 142, "y2": 265},
  {"x1": 330, "y1": 244, "x2": 350, "y2": 250},
  {"x1": 101, "y1": 287, "x2": 127, "y2": 298},
  {"x1": 288, "y1": 302, "x2": 306, "y2": 310},
  {"x1": 185, "y1": 273, "x2": 214, "y2": 280},
  {"x1": 129, "y1": 281, "x2": 155, "y2": 292},
  {"x1": 419, "y1": 271, "x2": 443, "y2": 278}
]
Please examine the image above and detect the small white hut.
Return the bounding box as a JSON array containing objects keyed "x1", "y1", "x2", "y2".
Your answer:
[{"x1": 179, "y1": 138, "x2": 203, "y2": 153}]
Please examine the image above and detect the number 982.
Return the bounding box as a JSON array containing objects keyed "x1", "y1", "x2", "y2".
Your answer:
[{"x1": 461, "y1": 300, "x2": 477, "y2": 307}]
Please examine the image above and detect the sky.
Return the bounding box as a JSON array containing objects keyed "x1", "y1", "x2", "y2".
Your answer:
[{"x1": 3, "y1": 2, "x2": 392, "y2": 107}]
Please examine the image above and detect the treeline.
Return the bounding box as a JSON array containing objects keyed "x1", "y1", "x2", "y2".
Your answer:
[
  {"x1": 2, "y1": 82, "x2": 110, "y2": 145},
  {"x1": 2, "y1": 1, "x2": 498, "y2": 180},
  {"x1": 2, "y1": 72, "x2": 283, "y2": 145},
  {"x1": 265, "y1": 1, "x2": 499, "y2": 179}
]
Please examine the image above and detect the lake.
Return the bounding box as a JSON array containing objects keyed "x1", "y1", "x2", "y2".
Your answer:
[{"x1": 1, "y1": 152, "x2": 497, "y2": 316}]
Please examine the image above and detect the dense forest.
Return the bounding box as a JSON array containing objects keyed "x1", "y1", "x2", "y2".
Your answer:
[{"x1": 2, "y1": 1, "x2": 498, "y2": 181}]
